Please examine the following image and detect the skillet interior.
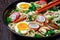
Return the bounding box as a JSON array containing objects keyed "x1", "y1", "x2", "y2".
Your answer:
[{"x1": 3, "y1": 0, "x2": 60, "y2": 39}]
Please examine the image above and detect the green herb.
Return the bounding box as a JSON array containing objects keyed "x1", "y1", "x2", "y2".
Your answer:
[
  {"x1": 58, "y1": 30, "x2": 60, "y2": 32},
  {"x1": 29, "y1": 3, "x2": 36, "y2": 11},
  {"x1": 18, "y1": 30, "x2": 21, "y2": 33},
  {"x1": 48, "y1": 6, "x2": 59, "y2": 11},
  {"x1": 28, "y1": 15, "x2": 32, "y2": 21},
  {"x1": 14, "y1": 8, "x2": 19, "y2": 12},
  {"x1": 24, "y1": 10, "x2": 29, "y2": 14},
  {"x1": 6, "y1": 17, "x2": 11, "y2": 24},
  {"x1": 47, "y1": 29, "x2": 55, "y2": 36},
  {"x1": 46, "y1": 15, "x2": 54, "y2": 20},
  {"x1": 43, "y1": 32, "x2": 47, "y2": 36},
  {"x1": 34, "y1": 34, "x2": 41, "y2": 38},
  {"x1": 56, "y1": 20, "x2": 60, "y2": 24},
  {"x1": 34, "y1": 3, "x2": 40, "y2": 8}
]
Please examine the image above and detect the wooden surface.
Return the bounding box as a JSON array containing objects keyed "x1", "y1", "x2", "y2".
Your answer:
[{"x1": 0, "y1": 0, "x2": 60, "y2": 40}]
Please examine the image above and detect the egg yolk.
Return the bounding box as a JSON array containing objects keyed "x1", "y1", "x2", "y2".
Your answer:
[
  {"x1": 19, "y1": 4, "x2": 30, "y2": 9},
  {"x1": 17, "y1": 22, "x2": 28, "y2": 31}
]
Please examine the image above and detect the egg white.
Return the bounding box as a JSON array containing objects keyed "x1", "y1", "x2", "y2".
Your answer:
[
  {"x1": 17, "y1": 2, "x2": 31, "y2": 10},
  {"x1": 14, "y1": 21, "x2": 30, "y2": 34}
]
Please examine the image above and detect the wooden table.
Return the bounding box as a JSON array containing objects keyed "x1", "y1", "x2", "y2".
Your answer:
[{"x1": 0, "y1": 0, "x2": 60, "y2": 40}]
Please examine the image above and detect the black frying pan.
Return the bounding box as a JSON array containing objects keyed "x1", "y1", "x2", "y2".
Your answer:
[{"x1": 2, "y1": 0, "x2": 60, "y2": 40}]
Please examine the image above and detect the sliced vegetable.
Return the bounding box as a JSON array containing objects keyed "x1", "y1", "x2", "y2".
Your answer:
[
  {"x1": 39, "y1": 27, "x2": 50, "y2": 36},
  {"x1": 9, "y1": 12, "x2": 20, "y2": 22},
  {"x1": 14, "y1": 16, "x2": 26, "y2": 23},
  {"x1": 36, "y1": 15, "x2": 45, "y2": 22},
  {"x1": 29, "y1": 22, "x2": 39, "y2": 30},
  {"x1": 39, "y1": 28, "x2": 47, "y2": 34},
  {"x1": 6, "y1": 17, "x2": 11, "y2": 24},
  {"x1": 34, "y1": 34, "x2": 41, "y2": 38}
]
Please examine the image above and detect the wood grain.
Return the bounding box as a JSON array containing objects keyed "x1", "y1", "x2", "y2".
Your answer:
[{"x1": 0, "y1": 0, "x2": 60, "y2": 40}]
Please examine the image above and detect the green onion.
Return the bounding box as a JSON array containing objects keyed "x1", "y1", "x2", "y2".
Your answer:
[
  {"x1": 34, "y1": 34, "x2": 41, "y2": 38},
  {"x1": 14, "y1": 8, "x2": 19, "y2": 12},
  {"x1": 28, "y1": 15, "x2": 32, "y2": 21},
  {"x1": 29, "y1": 3, "x2": 36, "y2": 11},
  {"x1": 6, "y1": 17, "x2": 11, "y2": 24},
  {"x1": 56, "y1": 20, "x2": 60, "y2": 24},
  {"x1": 47, "y1": 29, "x2": 55, "y2": 36}
]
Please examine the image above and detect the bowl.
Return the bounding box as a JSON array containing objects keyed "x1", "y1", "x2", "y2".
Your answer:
[{"x1": 2, "y1": 0, "x2": 60, "y2": 40}]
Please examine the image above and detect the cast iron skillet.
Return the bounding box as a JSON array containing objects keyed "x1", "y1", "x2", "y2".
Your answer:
[{"x1": 2, "y1": 0, "x2": 60, "y2": 40}]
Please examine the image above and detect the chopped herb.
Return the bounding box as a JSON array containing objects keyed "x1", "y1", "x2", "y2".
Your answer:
[
  {"x1": 28, "y1": 15, "x2": 32, "y2": 21},
  {"x1": 6, "y1": 17, "x2": 11, "y2": 24},
  {"x1": 34, "y1": 34, "x2": 41, "y2": 38},
  {"x1": 29, "y1": 3, "x2": 36, "y2": 11},
  {"x1": 24, "y1": 10, "x2": 29, "y2": 14},
  {"x1": 56, "y1": 20, "x2": 60, "y2": 24},
  {"x1": 14, "y1": 8, "x2": 19, "y2": 12},
  {"x1": 18, "y1": 30, "x2": 21, "y2": 33},
  {"x1": 47, "y1": 29, "x2": 55, "y2": 36},
  {"x1": 48, "y1": 6, "x2": 59, "y2": 11}
]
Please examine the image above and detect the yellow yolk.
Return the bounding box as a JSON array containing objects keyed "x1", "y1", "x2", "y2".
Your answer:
[
  {"x1": 19, "y1": 4, "x2": 30, "y2": 9},
  {"x1": 17, "y1": 22, "x2": 28, "y2": 31}
]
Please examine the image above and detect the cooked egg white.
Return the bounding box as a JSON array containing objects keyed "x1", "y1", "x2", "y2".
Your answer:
[
  {"x1": 15, "y1": 21, "x2": 30, "y2": 34},
  {"x1": 17, "y1": 2, "x2": 31, "y2": 10}
]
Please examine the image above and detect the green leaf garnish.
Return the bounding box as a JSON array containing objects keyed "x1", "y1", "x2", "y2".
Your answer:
[
  {"x1": 14, "y1": 8, "x2": 19, "y2": 12},
  {"x1": 6, "y1": 17, "x2": 11, "y2": 24},
  {"x1": 34, "y1": 34, "x2": 41, "y2": 38},
  {"x1": 24, "y1": 10, "x2": 29, "y2": 14},
  {"x1": 29, "y1": 3, "x2": 36, "y2": 11},
  {"x1": 56, "y1": 20, "x2": 60, "y2": 24},
  {"x1": 47, "y1": 29, "x2": 55, "y2": 36},
  {"x1": 48, "y1": 6, "x2": 59, "y2": 11}
]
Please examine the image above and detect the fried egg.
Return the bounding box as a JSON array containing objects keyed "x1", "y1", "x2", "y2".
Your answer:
[
  {"x1": 15, "y1": 21, "x2": 30, "y2": 34},
  {"x1": 17, "y1": 2, "x2": 31, "y2": 10}
]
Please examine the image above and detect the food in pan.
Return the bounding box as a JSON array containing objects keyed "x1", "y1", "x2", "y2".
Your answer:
[{"x1": 6, "y1": 0, "x2": 60, "y2": 38}]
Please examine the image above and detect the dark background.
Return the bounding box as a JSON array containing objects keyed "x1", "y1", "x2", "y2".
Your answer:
[{"x1": 0, "y1": 0, "x2": 60, "y2": 40}]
